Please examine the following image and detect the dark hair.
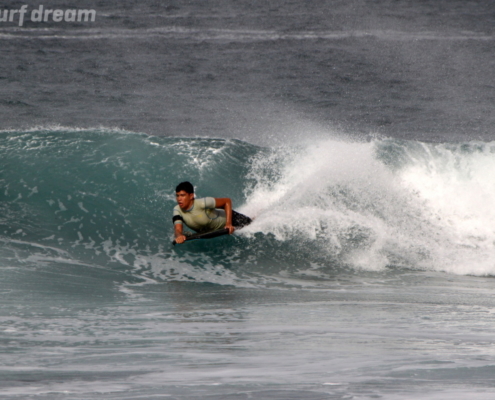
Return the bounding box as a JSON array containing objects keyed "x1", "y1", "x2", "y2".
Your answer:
[{"x1": 175, "y1": 181, "x2": 194, "y2": 194}]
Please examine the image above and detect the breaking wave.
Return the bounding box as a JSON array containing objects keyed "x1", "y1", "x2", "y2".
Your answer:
[{"x1": 2, "y1": 128, "x2": 495, "y2": 289}]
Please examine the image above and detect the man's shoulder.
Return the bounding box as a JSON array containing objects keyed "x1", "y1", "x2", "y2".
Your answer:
[
  {"x1": 195, "y1": 197, "x2": 213, "y2": 207},
  {"x1": 202, "y1": 197, "x2": 216, "y2": 208}
]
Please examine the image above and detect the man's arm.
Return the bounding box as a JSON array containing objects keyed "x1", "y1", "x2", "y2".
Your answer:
[
  {"x1": 173, "y1": 212, "x2": 187, "y2": 244},
  {"x1": 174, "y1": 222, "x2": 187, "y2": 244},
  {"x1": 215, "y1": 198, "x2": 234, "y2": 234}
]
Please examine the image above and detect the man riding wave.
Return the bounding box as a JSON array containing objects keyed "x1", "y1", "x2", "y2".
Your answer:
[{"x1": 173, "y1": 181, "x2": 252, "y2": 244}]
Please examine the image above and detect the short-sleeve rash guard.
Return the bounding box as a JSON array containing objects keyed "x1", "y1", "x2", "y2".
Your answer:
[{"x1": 173, "y1": 197, "x2": 226, "y2": 233}]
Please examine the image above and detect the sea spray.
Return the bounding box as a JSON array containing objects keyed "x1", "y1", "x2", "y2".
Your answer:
[{"x1": 242, "y1": 138, "x2": 495, "y2": 275}]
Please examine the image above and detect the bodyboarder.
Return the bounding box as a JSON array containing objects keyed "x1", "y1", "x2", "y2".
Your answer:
[{"x1": 172, "y1": 181, "x2": 252, "y2": 244}]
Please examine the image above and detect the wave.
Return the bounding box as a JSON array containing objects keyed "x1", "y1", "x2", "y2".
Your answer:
[{"x1": 2, "y1": 128, "x2": 495, "y2": 288}]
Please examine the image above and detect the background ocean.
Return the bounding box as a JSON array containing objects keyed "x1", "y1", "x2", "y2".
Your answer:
[{"x1": 1, "y1": 1, "x2": 495, "y2": 399}]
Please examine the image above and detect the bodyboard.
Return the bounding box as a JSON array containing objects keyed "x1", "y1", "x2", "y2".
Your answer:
[{"x1": 172, "y1": 228, "x2": 229, "y2": 245}]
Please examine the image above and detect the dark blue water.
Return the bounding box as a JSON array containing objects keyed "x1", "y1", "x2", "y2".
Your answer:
[
  {"x1": 1, "y1": 1, "x2": 495, "y2": 399},
  {"x1": 1, "y1": 0, "x2": 494, "y2": 142}
]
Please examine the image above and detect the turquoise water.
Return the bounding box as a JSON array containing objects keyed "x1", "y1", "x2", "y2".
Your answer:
[{"x1": 3, "y1": 128, "x2": 495, "y2": 280}]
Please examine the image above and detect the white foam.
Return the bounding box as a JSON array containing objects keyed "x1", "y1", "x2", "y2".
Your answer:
[
  {"x1": 240, "y1": 138, "x2": 495, "y2": 276},
  {"x1": 397, "y1": 142, "x2": 495, "y2": 275}
]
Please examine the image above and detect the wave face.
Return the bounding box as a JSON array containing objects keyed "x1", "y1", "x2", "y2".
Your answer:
[{"x1": 2, "y1": 128, "x2": 495, "y2": 288}]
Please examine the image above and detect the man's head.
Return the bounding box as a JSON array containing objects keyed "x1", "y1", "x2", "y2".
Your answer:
[
  {"x1": 175, "y1": 181, "x2": 194, "y2": 194},
  {"x1": 175, "y1": 181, "x2": 195, "y2": 210}
]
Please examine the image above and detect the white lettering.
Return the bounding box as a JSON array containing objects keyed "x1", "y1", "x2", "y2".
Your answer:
[
  {"x1": 9, "y1": 9, "x2": 18, "y2": 22},
  {"x1": 65, "y1": 9, "x2": 76, "y2": 22},
  {"x1": 1, "y1": 5, "x2": 97, "y2": 25},
  {"x1": 52, "y1": 9, "x2": 63, "y2": 22},
  {"x1": 43, "y1": 9, "x2": 53, "y2": 22},
  {"x1": 18, "y1": 5, "x2": 28, "y2": 27},
  {"x1": 77, "y1": 9, "x2": 96, "y2": 22},
  {"x1": 31, "y1": 5, "x2": 43, "y2": 22}
]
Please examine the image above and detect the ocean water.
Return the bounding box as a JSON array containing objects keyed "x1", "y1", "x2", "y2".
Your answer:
[{"x1": 1, "y1": 1, "x2": 495, "y2": 399}]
